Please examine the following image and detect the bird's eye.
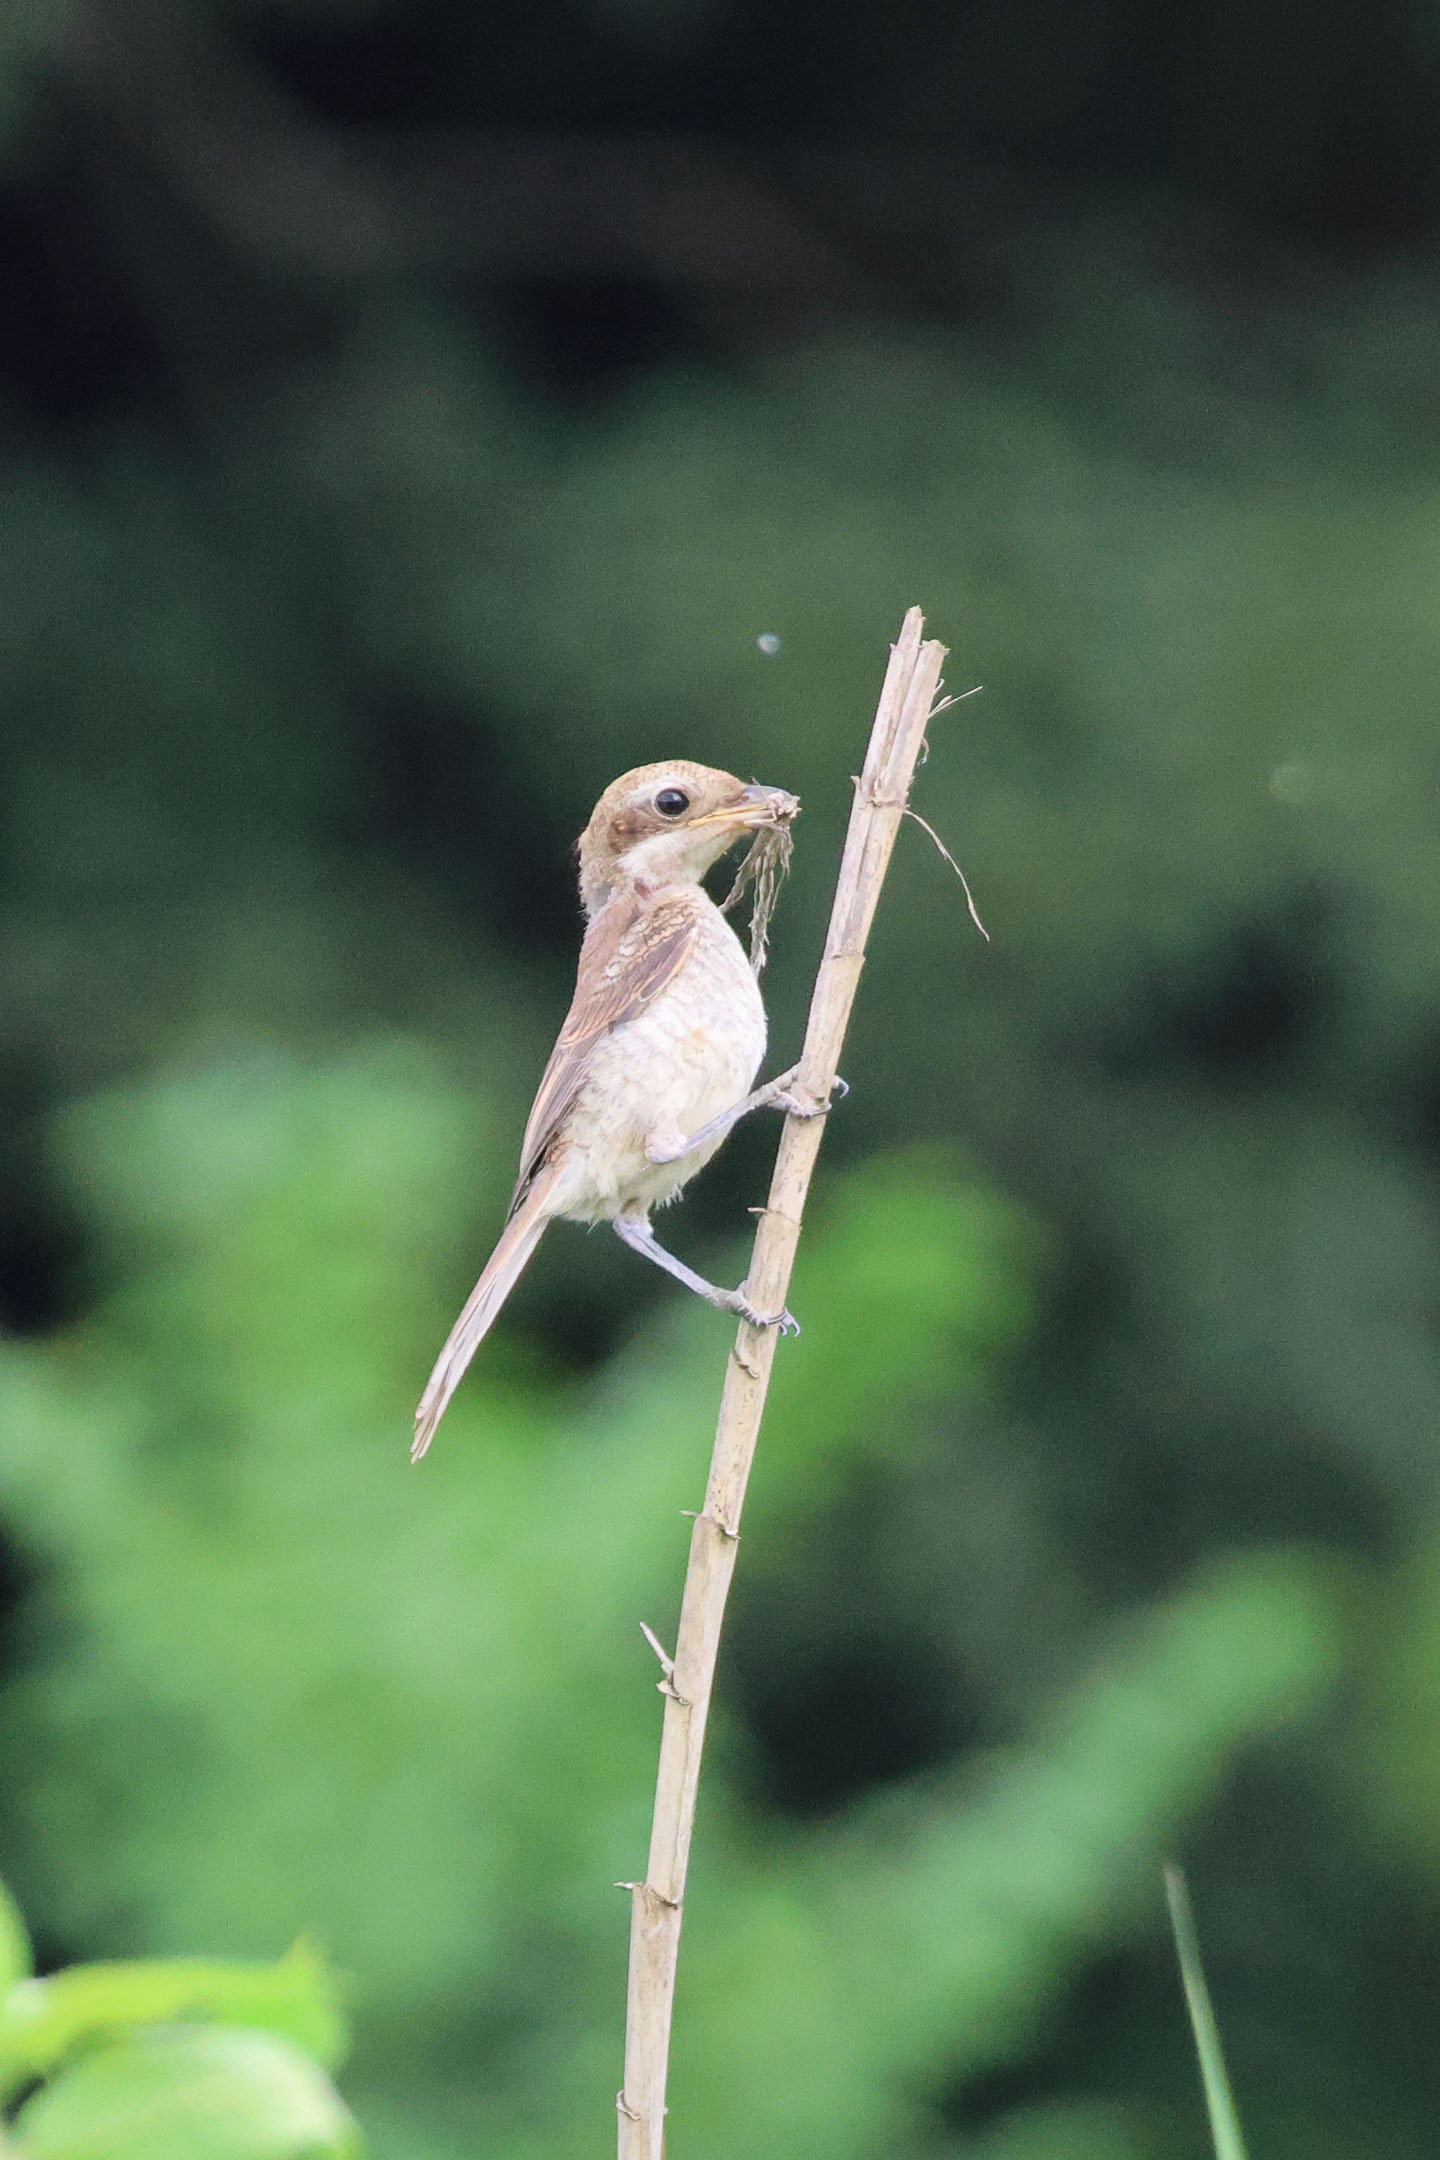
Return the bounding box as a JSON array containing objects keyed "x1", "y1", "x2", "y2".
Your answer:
[{"x1": 655, "y1": 787, "x2": 690, "y2": 818}]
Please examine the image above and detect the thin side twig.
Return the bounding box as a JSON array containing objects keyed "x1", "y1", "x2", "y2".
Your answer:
[
  {"x1": 617, "y1": 607, "x2": 949, "y2": 2158},
  {"x1": 902, "y1": 805, "x2": 990, "y2": 939}
]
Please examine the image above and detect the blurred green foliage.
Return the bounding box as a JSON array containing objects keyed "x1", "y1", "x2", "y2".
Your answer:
[
  {"x1": 1, "y1": 0, "x2": 1440, "y2": 2150},
  {"x1": 0, "y1": 1051, "x2": 1338, "y2": 2156}
]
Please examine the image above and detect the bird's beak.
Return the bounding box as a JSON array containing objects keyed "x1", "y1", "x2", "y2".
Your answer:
[{"x1": 689, "y1": 783, "x2": 800, "y2": 832}]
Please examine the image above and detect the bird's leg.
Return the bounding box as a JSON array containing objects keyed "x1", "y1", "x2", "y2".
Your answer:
[
  {"x1": 613, "y1": 1208, "x2": 800, "y2": 1334},
  {"x1": 644, "y1": 1067, "x2": 847, "y2": 1167}
]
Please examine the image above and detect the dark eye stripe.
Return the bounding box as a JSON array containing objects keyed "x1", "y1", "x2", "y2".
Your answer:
[{"x1": 655, "y1": 788, "x2": 690, "y2": 817}]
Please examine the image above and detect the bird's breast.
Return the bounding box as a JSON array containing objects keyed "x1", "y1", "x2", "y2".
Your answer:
[{"x1": 551, "y1": 908, "x2": 766, "y2": 1221}]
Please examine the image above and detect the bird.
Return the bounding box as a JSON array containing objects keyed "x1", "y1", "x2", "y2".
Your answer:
[{"x1": 412, "y1": 759, "x2": 808, "y2": 1460}]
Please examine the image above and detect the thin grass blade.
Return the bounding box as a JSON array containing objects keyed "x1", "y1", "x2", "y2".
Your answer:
[{"x1": 1164, "y1": 1864, "x2": 1249, "y2": 2160}]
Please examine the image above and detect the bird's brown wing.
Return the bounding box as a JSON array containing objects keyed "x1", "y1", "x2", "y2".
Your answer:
[{"x1": 509, "y1": 893, "x2": 699, "y2": 1211}]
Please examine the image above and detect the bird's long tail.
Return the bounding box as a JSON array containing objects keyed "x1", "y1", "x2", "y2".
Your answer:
[{"x1": 412, "y1": 1177, "x2": 554, "y2": 1461}]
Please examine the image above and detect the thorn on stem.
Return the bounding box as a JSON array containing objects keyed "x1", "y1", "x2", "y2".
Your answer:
[{"x1": 639, "y1": 1621, "x2": 675, "y2": 1677}]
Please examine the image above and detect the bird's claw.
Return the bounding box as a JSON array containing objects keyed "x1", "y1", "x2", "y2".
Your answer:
[
  {"x1": 773, "y1": 1071, "x2": 848, "y2": 1120},
  {"x1": 736, "y1": 1299, "x2": 800, "y2": 1337}
]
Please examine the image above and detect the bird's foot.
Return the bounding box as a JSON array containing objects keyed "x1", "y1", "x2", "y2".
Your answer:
[
  {"x1": 768, "y1": 1067, "x2": 848, "y2": 1120},
  {"x1": 723, "y1": 1286, "x2": 801, "y2": 1336}
]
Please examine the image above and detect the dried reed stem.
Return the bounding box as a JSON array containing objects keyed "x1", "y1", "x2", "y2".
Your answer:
[{"x1": 617, "y1": 607, "x2": 949, "y2": 2157}]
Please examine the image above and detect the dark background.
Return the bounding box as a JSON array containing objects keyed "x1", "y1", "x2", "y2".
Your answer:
[{"x1": 1, "y1": 2, "x2": 1440, "y2": 2155}]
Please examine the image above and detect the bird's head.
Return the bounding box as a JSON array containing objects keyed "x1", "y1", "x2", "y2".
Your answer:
[{"x1": 577, "y1": 761, "x2": 800, "y2": 917}]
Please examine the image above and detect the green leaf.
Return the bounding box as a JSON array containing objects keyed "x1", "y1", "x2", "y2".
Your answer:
[
  {"x1": 0, "y1": 1946, "x2": 345, "y2": 2105},
  {"x1": 13, "y1": 2024, "x2": 359, "y2": 2160}
]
